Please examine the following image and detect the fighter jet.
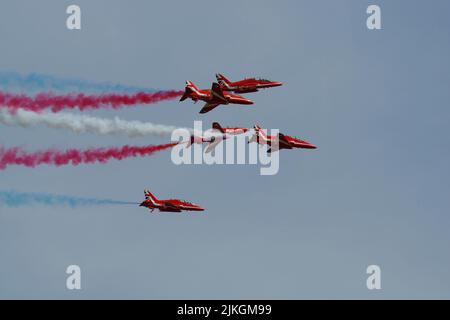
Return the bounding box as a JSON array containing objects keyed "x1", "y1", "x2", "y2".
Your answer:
[
  {"x1": 180, "y1": 81, "x2": 253, "y2": 114},
  {"x1": 212, "y1": 122, "x2": 249, "y2": 135},
  {"x1": 249, "y1": 125, "x2": 317, "y2": 153},
  {"x1": 180, "y1": 122, "x2": 249, "y2": 153},
  {"x1": 140, "y1": 190, "x2": 204, "y2": 213},
  {"x1": 216, "y1": 73, "x2": 283, "y2": 93},
  {"x1": 183, "y1": 133, "x2": 229, "y2": 154}
]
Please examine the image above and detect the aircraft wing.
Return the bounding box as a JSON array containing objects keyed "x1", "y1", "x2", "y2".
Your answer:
[
  {"x1": 199, "y1": 103, "x2": 220, "y2": 114},
  {"x1": 248, "y1": 133, "x2": 258, "y2": 144},
  {"x1": 164, "y1": 201, "x2": 178, "y2": 207},
  {"x1": 204, "y1": 139, "x2": 222, "y2": 154},
  {"x1": 278, "y1": 133, "x2": 292, "y2": 148},
  {"x1": 278, "y1": 133, "x2": 287, "y2": 141},
  {"x1": 163, "y1": 202, "x2": 182, "y2": 212},
  {"x1": 211, "y1": 82, "x2": 228, "y2": 103}
]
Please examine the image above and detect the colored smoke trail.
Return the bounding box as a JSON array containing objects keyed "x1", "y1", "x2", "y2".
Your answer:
[
  {"x1": 0, "y1": 72, "x2": 154, "y2": 93},
  {"x1": 0, "y1": 190, "x2": 136, "y2": 207},
  {"x1": 0, "y1": 109, "x2": 192, "y2": 137},
  {"x1": 0, "y1": 90, "x2": 183, "y2": 113},
  {"x1": 0, "y1": 143, "x2": 177, "y2": 170}
]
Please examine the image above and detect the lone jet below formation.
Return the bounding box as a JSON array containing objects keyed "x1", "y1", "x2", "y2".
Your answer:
[
  {"x1": 250, "y1": 125, "x2": 317, "y2": 153},
  {"x1": 180, "y1": 81, "x2": 253, "y2": 114},
  {"x1": 216, "y1": 73, "x2": 283, "y2": 93},
  {"x1": 140, "y1": 190, "x2": 204, "y2": 213}
]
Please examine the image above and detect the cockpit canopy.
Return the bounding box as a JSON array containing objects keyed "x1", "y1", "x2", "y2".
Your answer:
[{"x1": 244, "y1": 77, "x2": 272, "y2": 82}]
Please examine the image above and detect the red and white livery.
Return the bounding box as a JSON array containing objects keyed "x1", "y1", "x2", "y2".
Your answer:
[
  {"x1": 180, "y1": 81, "x2": 254, "y2": 114},
  {"x1": 250, "y1": 125, "x2": 317, "y2": 153},
  {"x1": 216, "y1": 73, "x2": 283, "y2": 94},
  {"x1": 182, "y1": 122, "x2": 249, "y2": 153},
  {"x1": 212, "y1": 122, "x2": 249, "y2": 135},
  {"x1": 184, "y1": 133, "x2": 229, "y2": 154},
  {"x1": 140, "y1": 190, "x2": 205, "y2": 213}
]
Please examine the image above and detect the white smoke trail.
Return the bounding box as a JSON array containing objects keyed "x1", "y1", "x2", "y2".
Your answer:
[{"x1": 0, "y1": 108, "x2": 192, "y2": 137}]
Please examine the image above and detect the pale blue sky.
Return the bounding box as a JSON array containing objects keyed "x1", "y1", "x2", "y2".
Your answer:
[{"x1": 1, "y1": 0, "x2": 450, "y2": 299}]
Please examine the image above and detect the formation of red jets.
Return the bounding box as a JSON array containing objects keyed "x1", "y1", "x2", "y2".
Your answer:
[
  {"x1": 140, "y1": 73, "x2": 317, "y2": 213},
  {"x1": 179, "y1": 74, "x2": 283, "y2": 114}
]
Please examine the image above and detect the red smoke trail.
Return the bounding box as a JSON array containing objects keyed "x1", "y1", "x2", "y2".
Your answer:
[
  {"x1": 0, "y1": 90, "x2": 183, "y2": 113},
  {"x1": 0, "y1": 143, "x2": 177, "y2": 170}
]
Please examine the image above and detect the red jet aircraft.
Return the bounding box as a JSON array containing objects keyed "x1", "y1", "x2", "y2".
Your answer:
[
  {"x1": 184, "y1": 133, "x2": 229, "y2": 154},
  {"x1": 140, "y1": 190, "x2": 204, "y2": 213},
  {"x1": 216, "y1": 73, "x2": 283, "y2": 93},
  {"x1": 180, "y1": 81, "x2": 253, "y2": 114},
  {"x1": 212, "y1": 122, "x2": 249, "y2": 135},
  {"x1": 183, "y1": 122, "x2": 247, "y2": 153},
  {"x1": 250, "y1": 125, "x2": 317, "y2": 153}
]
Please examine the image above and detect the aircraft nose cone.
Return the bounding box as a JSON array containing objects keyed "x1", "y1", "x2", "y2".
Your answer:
[
  {"x1": 303, "y1": 143, "x2": 317, "y2": 149},
  {"x1": 273, "y1": 82, "x2": 283, "y2": 87},
  {"x1": 193, "y1": 205, "x2": 205, "y2": 211}
]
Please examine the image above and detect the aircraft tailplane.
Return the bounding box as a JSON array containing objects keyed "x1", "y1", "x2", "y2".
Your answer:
[{"x1": 211, "y1": 82, "x2": 227, "y2": 103}]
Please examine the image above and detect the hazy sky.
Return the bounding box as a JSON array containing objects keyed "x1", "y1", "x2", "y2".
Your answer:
[{"x1": 1, "y1": 0, "x2": 450, "y2": 299}]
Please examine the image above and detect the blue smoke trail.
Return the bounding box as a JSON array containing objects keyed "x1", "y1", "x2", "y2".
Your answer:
[
  {"x1": 0, "y1": 190, "x2": 137, "y2": 208},
  {"x1": 0, "y1": 72, "x2": 156, "y2": 94}
]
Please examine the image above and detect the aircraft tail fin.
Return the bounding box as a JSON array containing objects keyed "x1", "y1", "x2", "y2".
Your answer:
[
  {"x1": 216, "y1": 73, "x2": 232, "y2": 88},
  {"x1": 144, "y1": 190, "x2": 158, "y2": 203},
  {"x1": 180, "y1": 81, "x2": 199, "y2": 101},
  {"x1": 254, "y1": 124, "x2": 267, "y2": 138},
  {"x1": 186, "y1": 80, "x2": 200, "y2": 91},
  {"x1": 212, "y1": 122, "x2": 224, "y2": 133}
]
